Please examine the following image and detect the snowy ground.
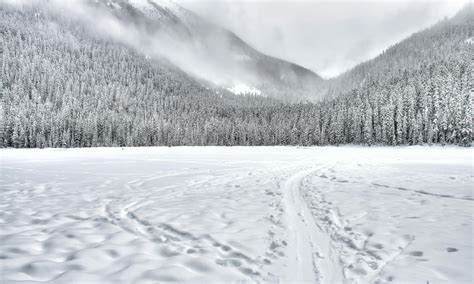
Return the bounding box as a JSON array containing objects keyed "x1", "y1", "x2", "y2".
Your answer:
[{"x1": 1, "y1": 147, "x2": 472, "y2": 283}]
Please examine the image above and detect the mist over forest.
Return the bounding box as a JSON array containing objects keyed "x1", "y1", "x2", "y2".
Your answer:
[{"x1": 1, "y1": 1, "x2": 472, "y2": 148}]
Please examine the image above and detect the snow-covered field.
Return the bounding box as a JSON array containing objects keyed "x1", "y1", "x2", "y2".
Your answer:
[{"x1": 1, "y1": 147, "x2": 472, "y2": 283}]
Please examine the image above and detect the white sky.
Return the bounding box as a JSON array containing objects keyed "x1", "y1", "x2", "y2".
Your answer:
[{"x1": 177, "y1": 0, "x2": 469, "y2": 78}]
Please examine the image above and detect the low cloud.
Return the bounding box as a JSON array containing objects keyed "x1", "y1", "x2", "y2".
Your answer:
[
  {"x1": 17, "y1": 0, "x2": 260, "y2": 87},
  {"x1": 6, "y1": 0, "x2": 467, "y2": 81},
  {"x1": 179, "y1": 0, "x2": 468, "y2": 78}
]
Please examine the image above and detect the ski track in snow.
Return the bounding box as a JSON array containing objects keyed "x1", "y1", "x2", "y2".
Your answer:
[
  {"x1": 0, "y1": 147, "x2": 472, "y2": 283},
  {"x1": 281, "y1": 164, "x2": 346, "y2": 283}
]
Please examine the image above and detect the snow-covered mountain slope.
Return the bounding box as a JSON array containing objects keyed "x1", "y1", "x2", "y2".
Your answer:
[
  {"x1": 316, "y1": 3, "x2": 473, "y2": 99},
  {"x1": 90, "y1": 0, "x2": 323, "y2": 101},
  {"x1": 129, "y1": 0, "x2": 179, "y2": 13}
]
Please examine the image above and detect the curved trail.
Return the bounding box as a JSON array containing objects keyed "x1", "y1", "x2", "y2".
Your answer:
[{"x1": 281, "y1": 166, "x2": 345, "y2": 284}]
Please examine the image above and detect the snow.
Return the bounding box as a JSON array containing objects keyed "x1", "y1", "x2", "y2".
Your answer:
[
  {"x1": 128, "y1": 0, "x2": 153, "y2": 11},
  {"x1": 105, "y1": 0, "x2": 122, "y2": 9},
  {"x1": 128, "y1": 0, "x2": 182, "y2": 18},
  {"x1": 233, "y1": 54, "x2": 252, "y2": 61},
  {"x1": 148, "y1": 0, "x2": 180, "y2": 12},
  {"x1": 227, "y1": 83, "x2": 262, "y2": 96},
  {"x1": 1, "y1": 146, "x2": 472, "y2": 283}
]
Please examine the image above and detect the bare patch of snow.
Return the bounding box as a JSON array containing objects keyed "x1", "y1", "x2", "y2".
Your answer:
[{"x1": 227, "y1": 83, "x2": 262, "y2": 96}]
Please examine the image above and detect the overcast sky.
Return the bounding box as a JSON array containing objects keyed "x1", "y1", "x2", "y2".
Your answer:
[{"x1": 177, "y1": 0, "x2": 468, "y2": 78}]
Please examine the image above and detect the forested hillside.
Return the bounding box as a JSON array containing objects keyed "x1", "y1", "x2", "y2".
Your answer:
[
  {"x1": 90, "y1": 0, "x2": 323, "y2": 101},
  {"x1": 1, "y1": 3, "x2": 472, "y2": 147},
  {"x1": 318, "y1": 7, "x2": 473, "y2": 99}
]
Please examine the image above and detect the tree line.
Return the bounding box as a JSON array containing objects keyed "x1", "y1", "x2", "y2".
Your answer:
[{"x1": 1, "y1": 4, "x2": 472, "y2": 148}]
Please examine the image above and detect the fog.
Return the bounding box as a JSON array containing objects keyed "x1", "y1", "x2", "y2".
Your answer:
[
  {"x1": 179, "y1": 0, "x2": 468, "y2": 78},
  {"x1": 5, "y1": 0, "x2": 467, "y2": 85},
  {"x1": 26, "y1": 0, "x2": 258, "y2": 87}
]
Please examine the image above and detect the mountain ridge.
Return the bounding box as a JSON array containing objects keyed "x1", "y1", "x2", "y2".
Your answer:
[
  {"x1": 314, "y1": 3, "x2": 473, "y2": 99},
  {"x1": 93, "y1": 0, "x2": 323, "y2": 101}
]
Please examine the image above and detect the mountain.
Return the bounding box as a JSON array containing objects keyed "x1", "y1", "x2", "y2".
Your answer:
[
  {"x1": 88, "y1": 0, "x2": 323, "y2": 101},
  {"x1": 316, "y1": 3, "x2": 473, "y2": 99},
  {"x1": 1, "y1": 2, "x2": 471, "y2": 148}
]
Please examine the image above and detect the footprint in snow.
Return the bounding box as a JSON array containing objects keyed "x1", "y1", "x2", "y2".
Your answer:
[
  {"x1": 409, "y1": 251, "x2": 424, "y2": 257},
  {"x1": 373, "y1": 243, "x2": 383, "y2": 250}
]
